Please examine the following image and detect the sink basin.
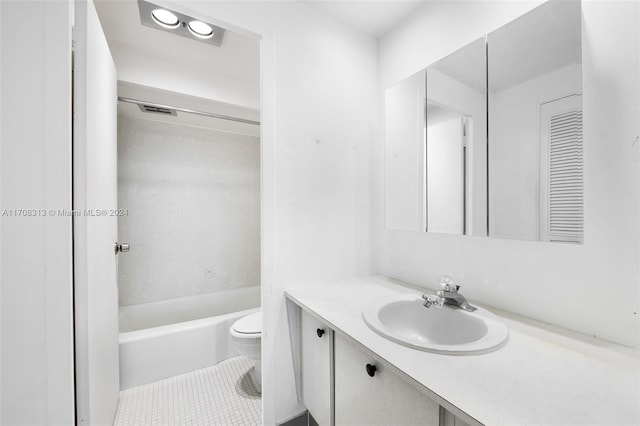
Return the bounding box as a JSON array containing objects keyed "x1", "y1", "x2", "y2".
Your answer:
[{"x1": 362, "y1": 294, "x2": 508, "y2": 355}]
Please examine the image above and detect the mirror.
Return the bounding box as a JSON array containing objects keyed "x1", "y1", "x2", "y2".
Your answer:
[
  {"x1": 384, "y1": 0, "x2": 582, "y2": 242},
  {"x1": 385, "y1": 70, "x2": 426, "y2": 232},
  {"x1": 384, "y1": 37, "x2": 487, "y2": 234},
  {"x1": 426, "y1": 38, "x2": 487, "y2": 235},
  {"x1": 488, "y1": 0, "x2": 582, "y2": 243}
]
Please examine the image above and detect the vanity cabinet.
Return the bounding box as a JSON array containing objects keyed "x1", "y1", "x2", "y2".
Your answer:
[
  {"x1": 294, "y1": 303, "x2": 478, "y2": 426},
  {"x1": 333, "y1": 334, "x2": 439, "y2": 426},
  {"x1": 301, "y1": 311, "x2": 332, "y2": 425}
]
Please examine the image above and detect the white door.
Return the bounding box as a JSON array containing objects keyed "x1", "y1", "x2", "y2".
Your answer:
[
  {"x1": 539, "y1": 94, "x2": 583, "y2": 243},
  {"x1": 427, "y1": 117, "x2": 465, "y2": 234},
  {"x1": 73, "y1": 0, "x2": 120, "y2": 424}
]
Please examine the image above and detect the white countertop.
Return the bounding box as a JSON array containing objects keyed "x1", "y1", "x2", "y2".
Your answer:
[{"x1": 285, "y1": 276, "x2": 640, "y2": 426}]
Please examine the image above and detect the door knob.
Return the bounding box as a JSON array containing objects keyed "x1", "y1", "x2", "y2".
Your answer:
[
  {"x1": 316, "y1": 328, "x2": 325, "y2": 338},
  {"x1": 115, "y1": 242, "x2": 130, "y2": 254}
]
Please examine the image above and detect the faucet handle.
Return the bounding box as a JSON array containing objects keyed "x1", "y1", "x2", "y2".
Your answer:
[
  {"x1": 422, "y1": 294, "x2": 444, "y2": 309},
  {"x1": 439, "y1": 276, "x2": 459, "y2": 292}
]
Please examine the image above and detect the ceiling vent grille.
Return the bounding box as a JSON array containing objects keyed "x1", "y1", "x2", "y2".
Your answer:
[{"x1": 138, "y1": 104, "x2": 177, "y2": 116}]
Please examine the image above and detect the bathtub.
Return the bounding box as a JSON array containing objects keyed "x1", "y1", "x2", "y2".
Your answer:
[{"x1": 119, "y1": 286, "x2": 260, "y2": 389}]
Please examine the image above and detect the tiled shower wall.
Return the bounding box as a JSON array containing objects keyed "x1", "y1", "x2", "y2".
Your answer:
[{"x1": 117, "y1": 116, "x2": 260, "y2": 306}]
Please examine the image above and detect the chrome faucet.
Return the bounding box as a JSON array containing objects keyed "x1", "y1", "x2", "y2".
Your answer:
[{"x1": 421, "y1": 276, "x2": 477, "y2": 312}]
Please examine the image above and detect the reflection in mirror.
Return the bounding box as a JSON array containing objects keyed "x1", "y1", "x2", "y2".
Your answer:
[
  {"x1": 384, "y1": 37, "x2": 487, "y2": 234},
  {"x1": 488, "y1": 0, "x2": 582, "y2": 243},
  {"x1": 384, "y1": 70, "x2": 426, "y2": 231},
  {"x1": 426, "y1": 37, "x2": 487, "y2": 235},
  {"x1": 425, "y1": 103, "x2": 466, "y2": 234}
]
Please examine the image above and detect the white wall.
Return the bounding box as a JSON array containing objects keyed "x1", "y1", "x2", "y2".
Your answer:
[
  {"x1": 152, "y1": 1, "x2": 376, "y2": 423},
  {"x1": 0, "y1": 1, "x2": 75, "y2": 424},
  {"x1": 117, "y1": 116, "x2": 261, "y2": 306},
  {"x1": 489, "y1": 64, "x2": 581, "y2": 240},
  {"x1": 376, "y1": 1, "x2": 640, "y2": 348}
]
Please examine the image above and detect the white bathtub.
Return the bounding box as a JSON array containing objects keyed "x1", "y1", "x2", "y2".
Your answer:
[{"x1": 119, "y1": 286, "x2": 260, "y2": 389}]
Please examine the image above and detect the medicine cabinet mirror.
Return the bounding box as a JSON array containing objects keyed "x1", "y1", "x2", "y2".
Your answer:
[
  {"x1": 488, "y1": 0, "x2": 583, "y2": 243},
  {"x1": 385, "y1": 69, "x2": 427, "y2": 232},
  {"x1": 385, "y1": 37, "x2": 487, "y2": 235},
  {"x1": 384, "y1": 0, "x2": 582, "y2": 243}
]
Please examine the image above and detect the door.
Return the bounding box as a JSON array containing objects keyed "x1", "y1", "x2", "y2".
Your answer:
[
  {"x1": 539, "y1": 94, "x2": 583, "y2": 243},
  {"x1": 73, "y1": 0, "x2": 119, "y2": 424},
  {"x1": 426, "y1": 116, "x2": 465, "y2": 234}
]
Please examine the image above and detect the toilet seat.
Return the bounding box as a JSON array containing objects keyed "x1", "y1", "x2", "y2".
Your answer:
[{"x1": 231, "y1": 311, "x2": 261, "y2": 336}]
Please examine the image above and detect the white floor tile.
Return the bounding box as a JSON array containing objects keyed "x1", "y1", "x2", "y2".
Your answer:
[{"x1": 114, "y1": 356, "x2": 261, "y2": 426}]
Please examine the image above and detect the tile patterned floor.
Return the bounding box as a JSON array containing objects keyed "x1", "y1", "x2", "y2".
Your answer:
[{"x1": 114, "y1": 356, "x2": 262, "y2": 426}]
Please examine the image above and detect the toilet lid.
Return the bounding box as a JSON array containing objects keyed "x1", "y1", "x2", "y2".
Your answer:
[{"x1": 232, "y1": 312, "x2": 262, "y2": 335}]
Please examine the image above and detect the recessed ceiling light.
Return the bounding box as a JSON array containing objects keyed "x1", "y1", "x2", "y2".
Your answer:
[
  {"x1": 138, "y1": 0, "x2": 225, "y2": 47},
  {"x1": 188, "y1": 20, "x2": 214, "y2": 39},
  {"x1": 151, "y1": 8, "x2": 180, "y2": 29}
]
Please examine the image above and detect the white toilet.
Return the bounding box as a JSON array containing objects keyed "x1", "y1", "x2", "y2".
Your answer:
[{"x1": 230, "y1": 311, "x2": 262, "y2": 391}]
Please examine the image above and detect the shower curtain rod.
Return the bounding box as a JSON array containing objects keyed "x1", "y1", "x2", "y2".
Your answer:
[{"x1": 117, "y1": 96, "x2": 261, "y2": 126}]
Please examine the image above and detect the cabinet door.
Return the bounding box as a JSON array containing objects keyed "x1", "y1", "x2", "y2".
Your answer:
[
  {"x1": 334, "y1": 334, "x2": 439, "y2": 426},
  {"x1": 301, "y1": 311, "x2": 332, "y2": 425}
]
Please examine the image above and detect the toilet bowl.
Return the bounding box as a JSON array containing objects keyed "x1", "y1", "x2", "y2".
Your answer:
[{"x1": 230, "y1": 311, "x2": 262, "y2": 391}]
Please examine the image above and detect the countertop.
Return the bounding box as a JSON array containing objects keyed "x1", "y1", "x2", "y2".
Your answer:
[{"x1": 285, "y1": 276, "x2": 640, "y2": 425}]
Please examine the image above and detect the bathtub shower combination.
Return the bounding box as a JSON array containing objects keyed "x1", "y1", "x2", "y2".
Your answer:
[
  {"x1": 116, "y1": 94, "x2": 262, "y2": 393},
  {"x1": 119, "y1": 286, "x2": 260, "y2": 389}
]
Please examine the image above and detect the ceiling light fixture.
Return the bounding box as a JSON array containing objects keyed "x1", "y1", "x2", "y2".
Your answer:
[
  {"x1": 138, "y1": 0, "x2": 225, "y2": 47},
  {"x1": 187, "y1": 20, "x2": 214, "y2": 39},
  {"x1": 151, "y1": 8, "x2": 180, "y2": 29}
]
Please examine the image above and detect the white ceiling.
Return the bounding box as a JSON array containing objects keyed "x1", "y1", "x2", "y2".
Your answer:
[
  {"x1": 93, "y1": 0, "x2": 424, "y2": 87},
  {"x1": 421, "y1": 0, "x2": 580, "y2": 96},
  {"x1": 93, "y1": 0, "x2": 427, "y2": 114},
  {"x1": 489, "y1": 0, "x2": 581, "y2": 92},
  {"x1": 431, "y1": 37, "x2": 486, "y2": 93},
  {"x1": 300, "y1": 0, "x2": 425, "y2": 36}
]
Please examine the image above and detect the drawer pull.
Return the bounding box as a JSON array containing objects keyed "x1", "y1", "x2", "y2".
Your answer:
[
  {"x1": 366, "y1": 363, "x2": 377, "y2": 377},
  {"x1": 316, "y1": 328, "x2": 325, "y2": 338}
]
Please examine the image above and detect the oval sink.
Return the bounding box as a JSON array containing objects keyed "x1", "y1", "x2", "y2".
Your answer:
[{"x1": 362, "y1": 294, "x2": 508, "y2": 355}]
